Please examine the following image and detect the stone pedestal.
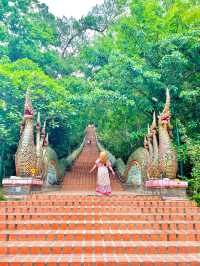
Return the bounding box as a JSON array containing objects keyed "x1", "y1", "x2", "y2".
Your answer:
[
  {"x1": 145, "y1": 179, "x2": 188, "y2": 197},
  {"x1": 2, "y1": 177, "x2": 43, "y2": 195}
]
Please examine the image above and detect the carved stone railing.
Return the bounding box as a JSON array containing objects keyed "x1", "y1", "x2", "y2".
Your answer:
[
  {"x1": 59, "y1": 137, "x2": 85, "y2": 174},
  {"x1": 114, "y1": 158, "x2": 127, "y2": 183}
]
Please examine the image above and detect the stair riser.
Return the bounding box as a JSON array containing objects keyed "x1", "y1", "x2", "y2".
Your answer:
[
  {"x1": 1, "y1": 214, "x2": 200, "y2": 222},
  {"x1": 24, "y1": 196, "x2": 179, "y2": 200},
  {"x1": 1, "y1": 233, "x2": 200, "y2": 241},
  {"x1": 21, "y1": 196, "x2": 164, "y2": 200},
  {"x1": 1, "y1": 207, "x2": 199, "y2": 213},
  {"x1": 1, "y1": 245, "x2": 200, "y2": 255},
  {"x1": 0, "y1": 201, "x2": 196, "y2": 207},
  {"x1": 0, "y1": 261, "x2": 199, "y2": 266},
  {"x1": 1, "y1": 223, "x2": 199, "y2": 230},
  {"x1": 1, "y1": 214, "x2": 199, "y2": 221}
]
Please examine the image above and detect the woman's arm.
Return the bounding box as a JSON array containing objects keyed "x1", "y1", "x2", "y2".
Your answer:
[
  {"x1": 89, "y1": 164, "x2": 97, "y2": 173},
  {"x1": 108, "y1": 164, "x2": 115, "y2": 176}
]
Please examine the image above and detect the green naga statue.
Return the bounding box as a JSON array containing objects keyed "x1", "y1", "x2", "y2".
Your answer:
[{"x1": 158, "y1": 88, "x2": 178, "y2": 179}]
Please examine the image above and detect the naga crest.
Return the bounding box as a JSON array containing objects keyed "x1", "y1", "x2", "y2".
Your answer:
[
  {"x1": 158, "y1": 88, "x2": 173, "y2": 138},
  {"x1": 159, "y1": 88, "x2": 171, "y2": 126},
  {"x1": 24, "y1": 89, "x2": 34, "y2": 118}
]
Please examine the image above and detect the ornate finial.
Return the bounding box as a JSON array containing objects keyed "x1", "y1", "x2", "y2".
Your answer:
[
  {"x1": 24, "y1": 89, "x2": 34, "y2": 119},
  {"x1": 147, "y1": 123, "x2": 153, "y2": 140},
  {"x1": 159, "y1": 88, "x2": 171, "y2": 125},
  {"x1": 153, "y1": 111, "x2": 156, "y2": 126},
  {"x1": 150, "y1": 112, "x2": 157, "y2": 131},
  {"x1": 148, "y1": 124, "x2": 150, "y2": 134},
  {"x1": 144, "y1": 136, "x2": 148, "y2": 149},
  {"x1": 43, "y1": 133, "x2": 49, "y2": 147},
  {"x1": 37, "y1": 112, "x2": 40, "y2": 124},
  {"x1": 41, "y1": 119, "x2": 46, "y2": 138},
  {"x1": 36, "y1": 112, "x2": 41, "y2": 131},
  {"x1": 163, "y1": 88, "x2": 170, "y2": 115}
]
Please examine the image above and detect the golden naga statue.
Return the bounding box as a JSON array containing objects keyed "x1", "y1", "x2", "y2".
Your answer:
[
  {"x1": 15, "y1": 90, "x2": 48, "y2": 178},
  {"x1": 146, "y1": 113, "x2": 160, "y2": 179},
  {"x1": 144, "y1": 89, "x2": 177, "y2": 179},
  {"x1": 158, "y1": 88, "x2": 178, "y2": 179}
]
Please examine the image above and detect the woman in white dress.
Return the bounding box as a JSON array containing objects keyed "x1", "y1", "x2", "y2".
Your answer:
[{"x1": 90, "y1": 151, "x2": 115, "y2": 195}]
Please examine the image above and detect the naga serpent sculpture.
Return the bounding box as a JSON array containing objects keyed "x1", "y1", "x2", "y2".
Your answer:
[
  {"x1": 158, "y1": 88, "x2": 178, "y2": 179},
  {"x1": 114, "y1": 89, "x2": 178, "y2": 183},
  {"x1": 15, "y1": 90, "x2": 37, "y2": 177},
  {"x1": 15, "y1": 90, "x2": 50, "y2": 180}
]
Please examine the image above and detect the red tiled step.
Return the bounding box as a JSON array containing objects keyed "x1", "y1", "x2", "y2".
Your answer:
[
  {"x1": 1, "y1": 213, "x2": 200, "y2": 222},
  {"x1": 1, "y1": 206, "x2": 199, "y2": 214},
  {"x1": 0, "y1": 241, "x2": 200, "y2": 255},
  {"x1": 1, "y1": 229, "x2": 200, "y2": 241},
  {"x1": 1, "y1": 220, "x2": 199, "y2": 230},
  {"x1": 0, "y1": 199, "x2": 197, "y2": 207},
  {"x1": 0, "y1": 254, "x2": 200, "y2": 265},
  {"x1": 24, "y1": 195, "x2": 168, "y2": 200}
]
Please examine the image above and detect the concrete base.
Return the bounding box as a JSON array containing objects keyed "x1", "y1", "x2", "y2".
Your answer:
[
  {"x1": 123, "y1": 183, "x2": 160, "y2": 196},
  {"x1": 2, "y1": 177, "x2": 43, "y2": 195},
  {"x1": 144, "y1": 187, "x2": 188, "y2": 197},
  {"x1": 123, "y1": 178, "x2": 188, "y2": 197},
  {"x1": 144, "y1": 178, "x2": 188, "y2": 197}
]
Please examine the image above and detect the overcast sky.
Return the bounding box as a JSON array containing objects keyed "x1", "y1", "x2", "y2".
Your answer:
[{"x1": 40, "y1": 0, "x2": 104, "y2": 18}]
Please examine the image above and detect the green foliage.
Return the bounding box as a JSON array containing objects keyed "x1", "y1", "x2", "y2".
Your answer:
[
  {"x1": 0, "y1": 189, "x2": 5, "y2": 201},
  {"x1": 0, "y1": 0, "x2": 70, "y2": 77},
  {"x1": 187, "y1": 140, "x2": 200, "y2": 196},
  {"x1": 191, "y1": 194, "x2": 200, "y2": 207}
]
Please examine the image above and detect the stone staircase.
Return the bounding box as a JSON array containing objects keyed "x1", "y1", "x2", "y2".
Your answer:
[
  {"x1": 0, "y1": 194, "x2": 200, "y2": 265},
  {"x1": 62, "y1": 127, "x2": 123, "y2": 192},
  {"x1": 0, "y1": 127, "x2": 200, "y2": 265}
]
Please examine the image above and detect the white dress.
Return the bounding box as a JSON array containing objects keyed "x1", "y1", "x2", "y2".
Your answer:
[{"x1": 95, "y1": 159, "x2": 111, "y2": 195}]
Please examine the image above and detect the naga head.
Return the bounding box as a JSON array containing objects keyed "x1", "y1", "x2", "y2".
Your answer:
[
  {"x1": 158, "y1": 88, "x2": 171, "y2": 127},
  {"x1": 24, "y1": 89, "x2": 34, "y2": 119}
]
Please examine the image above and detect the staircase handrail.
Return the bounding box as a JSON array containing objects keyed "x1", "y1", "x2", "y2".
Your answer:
[{"x1": 59, "y1": 136, "x2": 86, "y2": 174}]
